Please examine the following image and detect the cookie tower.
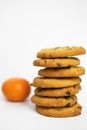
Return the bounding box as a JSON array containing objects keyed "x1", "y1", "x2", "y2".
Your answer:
[{"x1": 31, "y1": 46, "x2": 86, "y2": 117}]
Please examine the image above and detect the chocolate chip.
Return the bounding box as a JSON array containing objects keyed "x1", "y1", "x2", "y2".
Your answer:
[
  {"x1": 66, "y1": 91, "x2": 71, "y2": 96},
  {"x1": 66, "y1": 103, "x2": 70, "y2": 107},
  {"x1": 65, "y1": 96, "x2": 71, "y2": 100},
  {"x1": 44, "y1": 60, "x2": 47, "y2": 63},
  {"x1": 73, "y1": 85, "x2": 77, "y2": 89},
  {"x1": 77, "y1": 106, "x2": 82, "y2": 109},
  {"x1": 49, "y1": 54, "x2": 53, "y2": 58},
  {"x1": 71, "y1": 96, "x2": 75, "y2": 100},
  {"x1": 37, "y1": 88, "x2": 43, "y2": 92},
  {"x1": 30, "y1": 83, "x2": 33, "y2": 86},
  {"x1": 57, "y1": 63, "x2": 62, "y2": 67}
]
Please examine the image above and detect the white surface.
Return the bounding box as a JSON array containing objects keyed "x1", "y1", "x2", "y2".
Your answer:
[{"x1": 0, "y1": 0, "x2": 87, "y2": 130}]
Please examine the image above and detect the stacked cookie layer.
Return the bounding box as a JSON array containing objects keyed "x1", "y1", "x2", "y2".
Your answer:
[{"x1": 31, "y1": 46, "x2": 86, "y2": 117}]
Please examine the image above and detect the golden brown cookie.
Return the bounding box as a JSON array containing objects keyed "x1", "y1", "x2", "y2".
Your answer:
[
  {"x1": 34, "y1": 84, "x2": 81, "y2": 97},
  {"x1": 31, "y1": 95, "x2": 77, "y2": 107},
  {"x1": 33, "y1": 57, "x2": 80, "y2": 68},
  {"x1": 36, "y1": 104, "x2": 82, "y2": 117},
  {"x1": 37, "y1": 46, "x2": 86, "y2": 58},
  {"x1": 33, "y1": 77, "x2": 81, "y2": 88},
  {"x1": 38, "y1": 67, "x2": 85, "y2": 77}
]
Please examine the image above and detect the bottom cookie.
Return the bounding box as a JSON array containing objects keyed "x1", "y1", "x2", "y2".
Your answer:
[{"x1": 36, "y1": 104, "x2": 82, "y2": 117}]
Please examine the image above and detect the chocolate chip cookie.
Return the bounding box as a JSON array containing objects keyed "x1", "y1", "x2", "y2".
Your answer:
[
  {"x1": 33, "y1": 77, "x2": 81, "y2": 88},
  {"x1": 36, "y1": 103, "x2": 82, "y2": 117},
  {"x1": 31, "y1": 95, "x2": 77, "y2": 107},
  {"x1": 34, "y1": 84, "x2": 81, "y2": 97},
  {"x1": 38, "y1": 67, "x2": 85, "y2": 77},
  {"x1": 33, "y1": 57, "x2": 80, "y2": 67},
  {"x1": 37, "y1": 46, "x2": 86, "y2": 58}
]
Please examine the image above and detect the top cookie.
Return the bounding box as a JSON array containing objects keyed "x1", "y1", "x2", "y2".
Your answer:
[{"x1": 37, "y1": 46, "x2": 86, "y2": 58}]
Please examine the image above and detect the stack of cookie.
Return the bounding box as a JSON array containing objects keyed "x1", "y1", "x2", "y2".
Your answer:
[{"x1": 31, "y1": 46, "x2": 86, "y2": 117}]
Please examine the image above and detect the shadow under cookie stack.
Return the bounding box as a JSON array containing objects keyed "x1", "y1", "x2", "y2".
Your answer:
[{"x1": 31, "y1": 46, "x2": 86, "y2": 117}]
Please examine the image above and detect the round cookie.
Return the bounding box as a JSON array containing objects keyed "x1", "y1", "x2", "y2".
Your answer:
[
  {"x1": 38, "y1": 67, "x2": 85, "y2": 77},
  {"x1": 33, "y1": 57, "x2": 80, "y2": 68},
  {"x1": 36, "y1": 104, "x2": 82, "y2": 117},
  {"x1": 35, "y1": 84, "x2": 81, "y2": 97},
  {"x1": 33, "y1": 77, "x2": 81, "y2": 88},
  {"x1": 37, "y1": 46, "x2": 86, "y2": 58},
  {"x1": 31, "y1": 95, "x2": 77, "y2": 107}
]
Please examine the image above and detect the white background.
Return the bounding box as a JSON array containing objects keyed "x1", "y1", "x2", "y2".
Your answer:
[{"x1": 0, "y1": 0, "x2": 87, "y2": 130}]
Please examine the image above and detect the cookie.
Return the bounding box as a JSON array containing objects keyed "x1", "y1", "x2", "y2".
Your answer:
[
  {"x1": 36, "y1": 103, "x2": 82, "y2": 117},
  {"x1": 33, "y1": 77, "x2": 81, "y2": 88},
  {"x1": 35, "y1": 84, "x2": 81, "y2": 97},
  {"x1": 38, "y1": 67, "x2": 85, "y2": 77},
  {"x1": 33, "y1": 57, "x2": 80, "y2": 68},
  {"x1": 37, "y1": 46, "x2": 86, "y2": 58},
  {"x1": 31, "y1": 95, "x2": 77, "y2": 107}
]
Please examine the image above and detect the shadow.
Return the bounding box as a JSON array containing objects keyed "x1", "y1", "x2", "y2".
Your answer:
[{"x1": 23, "y1": 96, "x2": 35, "y2": 112}]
